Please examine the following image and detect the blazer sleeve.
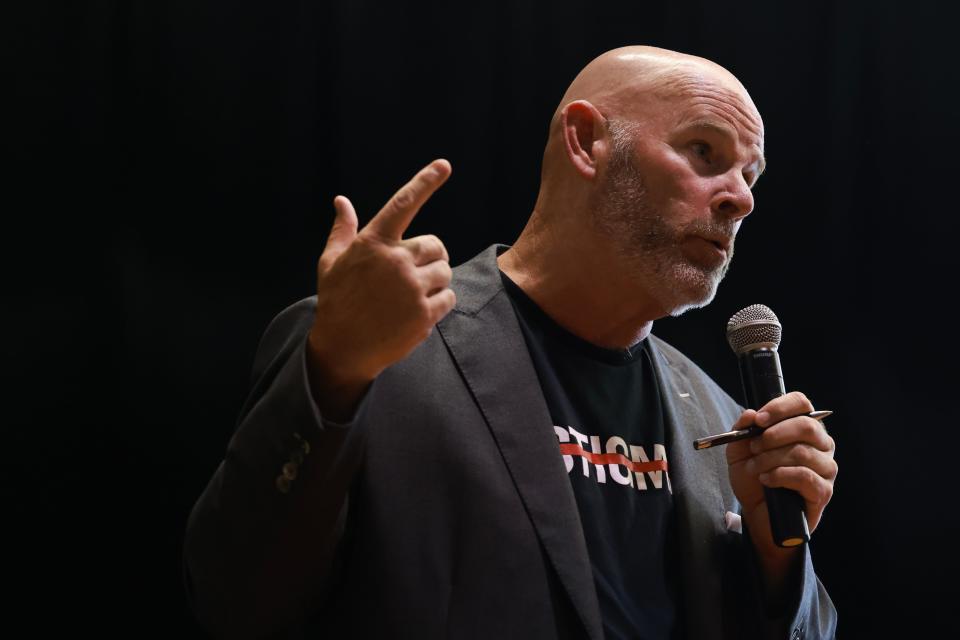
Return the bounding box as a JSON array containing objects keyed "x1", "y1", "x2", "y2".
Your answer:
[
  {"x1": 784, "y1": 543, "x2": 837, "y2": 639},
  {"x1": 182, "y1": 296, "x2": 371, "y2": 639},
  {"x1": 726, "y1": 514, "x2": 837, "y2": 639}
]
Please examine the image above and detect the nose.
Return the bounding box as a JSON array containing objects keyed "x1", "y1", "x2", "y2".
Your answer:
[{"x1": 710, "y1": 172, "x2": 754, "y2": 221}]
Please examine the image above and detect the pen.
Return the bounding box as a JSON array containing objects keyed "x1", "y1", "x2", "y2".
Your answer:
[{"x1": 693, "y1": 410, "x2": 833, "y2": 451}]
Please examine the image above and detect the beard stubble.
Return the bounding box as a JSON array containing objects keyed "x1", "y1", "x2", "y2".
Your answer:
[{"x1": 590, "y1": 127, "x2": 736, "y2": 316}]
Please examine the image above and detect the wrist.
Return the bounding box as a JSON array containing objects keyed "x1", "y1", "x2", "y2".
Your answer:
[
  {"x1": 744, "y1": 515, "x2": 803, "y2": 612},
  {"x1": 306, "y1": 329, "x2": 375, "y2": 422}
]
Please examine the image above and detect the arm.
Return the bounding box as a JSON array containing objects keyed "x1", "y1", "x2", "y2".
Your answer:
[
  {"x1": 183, "y1": 298, "x2": 365, "y2": 638},
  {"x1": 726, "y1": 392, "x2": 839, "y2": 638},
  {"x1": 183, "y1": 160, "x2": 457, "y2": 638}
]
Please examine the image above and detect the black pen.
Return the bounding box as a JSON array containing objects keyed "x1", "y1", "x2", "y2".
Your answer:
[{"x1": 693, "y1": 410, "x2": 833, "y2": 451}]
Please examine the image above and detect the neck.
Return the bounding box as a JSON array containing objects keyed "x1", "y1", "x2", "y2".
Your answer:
[{"x1": 498, "y1": 209, "x2": 664, "y2": 350}]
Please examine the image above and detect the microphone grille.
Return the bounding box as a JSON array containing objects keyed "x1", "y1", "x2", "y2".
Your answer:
[{"x1": 726, "y1": 304, "x2": 782, "y2": 354}]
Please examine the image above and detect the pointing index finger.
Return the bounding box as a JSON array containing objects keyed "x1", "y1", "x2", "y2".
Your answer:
[{"x1": 366, "y1": 159, "x2": 452, "y2": 240}]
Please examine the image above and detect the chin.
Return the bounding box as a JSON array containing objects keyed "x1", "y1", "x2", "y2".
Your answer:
[
  {"x1": 667, "y1": 297, "x2": 711, "y2": 318},
  {"x1": 664, "y1": 292, "x2": 714, "y2": 317},
  {"x1": 659, "y1": 264, "x2": 723, "y2": 317}
]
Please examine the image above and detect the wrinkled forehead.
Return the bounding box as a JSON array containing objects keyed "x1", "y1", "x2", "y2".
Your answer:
[
  {"x1": 610, "y1": 65, "x2": 764, "y2": 150},
  {"x1": 668, "y1": 72, "x2": 764, "y2": 149}
]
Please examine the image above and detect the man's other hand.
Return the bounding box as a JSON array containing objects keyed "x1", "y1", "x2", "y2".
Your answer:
[{"x1": 306, "y1": 159, "x2": 456, "y2": 421}]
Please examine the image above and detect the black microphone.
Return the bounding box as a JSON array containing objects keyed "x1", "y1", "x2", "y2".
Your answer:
[{"x1": 726, "y1": 304, "x2": 809, "y2": 548}]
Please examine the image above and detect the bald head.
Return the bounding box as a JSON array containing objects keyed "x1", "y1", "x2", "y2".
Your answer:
[
  {"x1": 500, "y1": 46, "x2": 766, "y2": 344},
  {"x1": 552, "y1": 46, "x2": 755, "y2": 125},
  {"x1": 537, "y1": 46, "x2": 763, "y2": 196}
]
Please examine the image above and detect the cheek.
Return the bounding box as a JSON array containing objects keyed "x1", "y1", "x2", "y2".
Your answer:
[
  {"x1": 630, "y1": 149, "x2": 712, "y2": 216},
  {"x1": 641, "y1": 153, "x2": 704, "y2": 201},
  {"x1": 656, "y1": 175, "x2": 712, "y2": 218}
]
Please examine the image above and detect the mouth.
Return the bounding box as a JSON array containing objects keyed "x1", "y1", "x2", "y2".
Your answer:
[
  {"x1": 708, "y1": 237, "x2": 731, "y2": 253},
  {"x1": 694, "y1": 235, "x2": 731, "y2": 257},
  {"x1": 680, "y1": 235, "x2": 732, "y2": 270}
]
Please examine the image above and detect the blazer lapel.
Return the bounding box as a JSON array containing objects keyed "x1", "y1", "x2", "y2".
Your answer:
[
  {"x1": 437, "y1": 245, "x2": 604, "y2": 640},
  {"x1": 647, "y1": 339, "x2": 728, "y2": 640}
]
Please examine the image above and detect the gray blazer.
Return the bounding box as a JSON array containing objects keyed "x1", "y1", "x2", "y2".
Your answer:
[{"x1": 184, "y1": 245, "x2": 836, "y2": 639}]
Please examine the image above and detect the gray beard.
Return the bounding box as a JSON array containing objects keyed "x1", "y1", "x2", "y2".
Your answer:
[{"x1": 590, "y1": 129, "x2": 736, "y2": 317}]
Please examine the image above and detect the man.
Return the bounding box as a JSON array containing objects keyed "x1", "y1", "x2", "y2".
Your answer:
[{"x1": 185, "y1": 46, "x2": 838, "y2": 639}]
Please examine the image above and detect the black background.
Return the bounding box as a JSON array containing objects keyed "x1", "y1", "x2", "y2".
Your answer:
[{"x1": 9, "y1": 0, "x2": 959, "y2": 636}]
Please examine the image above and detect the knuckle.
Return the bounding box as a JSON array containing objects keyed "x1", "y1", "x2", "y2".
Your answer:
[
  {"x1": 387, "y1": 245, "x2": 411, "y2": 267},
  {"x1": 417, "y1": 167, "x2": 439, "y2": 187},
  {"x1": 403, "y1": 267, "x2": 423, "y2": 291},
  {"x1": 392, "y1": 267, "x2": 419, "y2": 294},
  {"x1": 409, "y1": 175, "x2": 430, "y2": 198},
  {"x1": 392, "y1": 188, "x2": 414, "y2": 211},
  {"x1": 819, "y1": 479, "x2": 834, "y2": 503},
  {"x1": 792, "y1": 445, "x2": 813, "y2": 466},
  {"x1": 800, "y1": 418, "x2": 819, "y2": 438},
  {"x1": 403, "y1": 240, "x2": 422, "y2": 260},
  {"x1": 413, "y1": 241, "x2": 430, "y2": 259},
  {"x1": 440, "y1": 261, "x2": 453, "y2": 281}
]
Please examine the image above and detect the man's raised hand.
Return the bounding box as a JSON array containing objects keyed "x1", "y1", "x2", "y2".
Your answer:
[{"x1": 305, "y1": 159, "x2": 456, "y2": 421}]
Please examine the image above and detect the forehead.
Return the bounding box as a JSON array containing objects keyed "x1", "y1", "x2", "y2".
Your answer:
[{"x1": 662, "y1": 72, "x2": 765, "y2": 151}]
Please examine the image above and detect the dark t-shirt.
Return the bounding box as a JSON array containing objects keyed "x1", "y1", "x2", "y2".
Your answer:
[{"x1": 501, "y1": 272, "x2": 682, "y2": 640}]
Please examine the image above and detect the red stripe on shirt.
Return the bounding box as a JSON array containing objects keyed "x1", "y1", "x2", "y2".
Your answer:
[{"x1": 558, "y1": 443, "x2": 668, "y2": 473}]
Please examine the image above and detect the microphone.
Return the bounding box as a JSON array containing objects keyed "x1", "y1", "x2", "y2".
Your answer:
[{"x1": 726, "y1": 304, "x2": 809, "y2": 548}]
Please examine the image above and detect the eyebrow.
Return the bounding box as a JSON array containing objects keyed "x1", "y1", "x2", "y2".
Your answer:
[{"x1": 681, "y1": 119, "x2": 767, "y2": 176}]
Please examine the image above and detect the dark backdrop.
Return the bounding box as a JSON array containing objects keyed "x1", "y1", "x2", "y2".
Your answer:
[{"x1": 10, "y1": 0, "x2": 959, "y2": 636}]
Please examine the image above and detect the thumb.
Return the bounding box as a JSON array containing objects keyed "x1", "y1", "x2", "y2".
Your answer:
[{"x1": 320, "y1": 195, "x2": 358, "y2": 269}]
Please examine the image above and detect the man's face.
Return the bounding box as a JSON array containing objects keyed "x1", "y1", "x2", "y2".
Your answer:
[{"x1": 589, "y1": 76, "x2": 765, "y2": 317}]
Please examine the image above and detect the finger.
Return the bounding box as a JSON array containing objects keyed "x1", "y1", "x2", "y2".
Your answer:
[
  {"x1": 745, "y1": 444, "x2": 839, "y2": 480},
  {"x1": 758, "y1": 466, "x2": 835, "y2": 510},
  {"x1": 425, "y1": 288, "x2": 457, "y2": 323},
  {"x1": 320, "y1": 195, "x2": 359, "y2": 270},
  {"x1": 754, "y1": 391, "x2": 814, "y2": 427},
  {"x1": 401, "y1": 234, "x2": 449, "y2": 266},
  {"x1": 750, "y1": 416, "x2": 834, "y2": 455},
  {"x1": 366, "y1": 159, "x2": 452, "y2": 240},
  {"x1": 417, "y1": 260, "x2": 453, "y2": 295},
  {"x1": 731, "y1": 409, "x2": 756, "y2": 430}
]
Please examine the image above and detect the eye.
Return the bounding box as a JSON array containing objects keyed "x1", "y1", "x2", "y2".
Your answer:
[{"x1": 691, "y1": 141, "x2": 712, "y2": 163}]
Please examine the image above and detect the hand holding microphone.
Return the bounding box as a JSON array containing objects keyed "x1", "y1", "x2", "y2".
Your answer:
[{"x1": 720, "y1": 305, "x2": 839, "y2": 550}]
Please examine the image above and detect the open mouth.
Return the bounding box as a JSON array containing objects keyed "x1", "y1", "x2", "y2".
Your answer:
[{"x1": 697, "y1": 236, "x2": 727, "y2": 254}]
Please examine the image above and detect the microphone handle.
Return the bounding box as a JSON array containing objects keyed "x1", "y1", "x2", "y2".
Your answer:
[{"x1": 738, "y1": 349, "x2": 810, "y2": 547}]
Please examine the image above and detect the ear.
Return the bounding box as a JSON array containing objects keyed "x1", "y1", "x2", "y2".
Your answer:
[{"x1": 560, "y1": 100, "x2": 607, "y2": 180}]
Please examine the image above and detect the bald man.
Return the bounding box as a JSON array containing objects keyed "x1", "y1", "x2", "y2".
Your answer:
[{"x1": 185, "y1": 47, "x2": 837, "y2": 639}]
